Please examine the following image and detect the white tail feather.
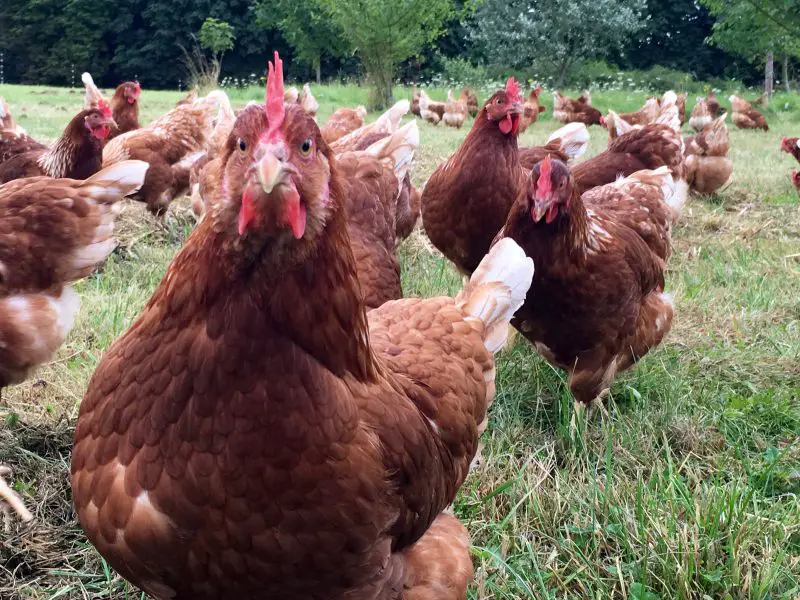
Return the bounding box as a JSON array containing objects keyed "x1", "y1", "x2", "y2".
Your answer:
[
  {"x1": 80, "y1": 160, "x2": 149, "y2": 201},
  {"x1": 456, "y1": 239, "x2": 534, "y2": 354},
  {"x1": 365, "y1": 120, "x2": 419, "y2": 188},
  {"x1": 546, "y1": 122, "x2": 590, "y2": 160}
]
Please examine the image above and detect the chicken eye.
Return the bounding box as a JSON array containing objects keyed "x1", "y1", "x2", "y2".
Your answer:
[
  {"x1": 237, "y1": 138, "x2": 247, "y2": 152},
  {"x1": 496, "y1": 97, "x2": 504, "y2": 105},
  {"x1": 299, "y1": 138, "x2": 313, "y2": 156}
]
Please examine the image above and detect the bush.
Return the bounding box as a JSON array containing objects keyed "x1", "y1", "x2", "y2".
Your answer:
[{"x1": 438, "y1": 56, "x2": 488, "y2": 86}]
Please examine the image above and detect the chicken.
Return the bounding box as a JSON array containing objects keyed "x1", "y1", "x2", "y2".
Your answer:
[
  {"x1": 443, "y1": 90, "x2": 468, "y2": 129},
  {"x1": 321, "y1": 106, "x2": 368, "y2": 144},
  {"x1": 108, "y1": 81, "x2": 142, "y2": 140},
  {"x1": 299, "y1": 83, "x2": 319, "y2": 119},
  {"x1": 730, "y1": 95, "x2": 768, "y2": 131},
  {"x1": 337, "y1": 121, "x2": 419, "y2": 308},
  {"x1": 684, "y1": 113, "x2": 732, "y2": 195},
  {"x1": 0, "y1": 107, "x2": 115, "y2": 183},
  {"x1": 418, "y1": 90, "x2": 446, "y2": 126},
  {"x1": 463, "y1": 88, "x2": 479, "y2": 117},
  {"x1": 604, "y1": 92, "x2": 680, "y2": 140},
  {"x1": 501, "y1": 155, "x2": 681, "y2": 405},
  {"x1": 176, "y1": 89, "x2": 199, "y2": 106},
  {"x1": 675, "y1": 93, "x2": 687, "y2": 126},
  {"x1": 707, "y1": 91, "x2": 721, "y2": 118},
  {"x1": 571, "y1": 111, "x2": 686, "y2": 197},
  {"x1": 780, "y1": 136, "x2": 800, "y2": 163},
  {"x1": 552, "y1": 90, "x2": 602, "y2": 126},
  {"x1": 792, "y1": 170, "x2": 800, "y2": 191},
  {"x1": 411, "y1": 88, "x2": 422, "y2": 117},
  {"x1": 0, "y1": 97, "x2": 26, "y2": 134},
  {"x1": 689, "y1": 96, "x2": 713, "y2": 132},
  {"x1": 423, "y1": 78, "x2": 526, "y2": 275},
  {"x1": 284, "y1": 86, "x2": 300, "y2": 104},
  {"x1": 329, "y1": 100, "x2": 409, "y2": 154},
  {"x1": 102, "y1": 91, "x2": 223, "y2": 215},
  {"x1": 519, "y1": 86, "x2": 546, "y2": 133},
  {"x1": 71, "y1": 52, "x2": 535, "y2": 600},
  {"x1": 603, "y1": 97, "x2": 659, "y2": 134},
  {"x1": 518, "y1": 122, "x2": 590, "y2": 170}
]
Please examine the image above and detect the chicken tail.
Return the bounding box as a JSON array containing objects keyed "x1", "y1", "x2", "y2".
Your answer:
[
  {"x1": 381, "y1": 99, "x2": 411, "y2": 133},
  {"x1": 626, "y1": 166, "x2": 686, "y2": 221},
  {"x1": 702, "y1": 113, "x2": 730, "y2": 156},
  {"x1": 546, "y1": 122, "x2": 589, "y2": 160},
  {"x1": 82, "y1": 72, "x2": 106, "y2": 110},
  {"x1": 606, "y1": 110, "x2": 634, "y2": 137},
  {"x1": 365, "y1": 120, "x2": 419, "y2": 191},
  {"x1": 79, "y1": 160, "x2": 149, "y2": 203},
  {"x1": 456, "y1": 238, "x2": 534, "y2": 354}
]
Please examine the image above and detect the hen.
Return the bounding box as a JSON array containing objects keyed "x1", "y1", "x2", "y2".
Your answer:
[
  {"x1": 443, "y1": 90, "x2": 468, "y2": 129},
  {"x1": 411, "y1": 88, "x2": 422, "y2": 117},
  {"x1": 0, "y1": 107, "x2": 115, "y2": 183},
  {"x1": 299, "y1": 83, "x2": 319, "y2": 119},
  {"x1": 729, "y1": 95, "x2": 768, "y2": 131},
  {"x1": 423, "y1": 78, "x2": 526, "y2": 274},
  {"x1": 72, "y1": 52, "x2": 534, "y2": 600},
  {"x1": 675, "y1": 93, "x2": 687, "y2": 126},
  {"x1": 337, "y1": 121, "x2": 419, "y2": 308},
  {"x1": 689, "y1": 96, "x2": 713, "y2": 132},
  {"x1": 519, "y1": 86, "x2": 546, "y2": 133},
  {"x1": 603, "y1": 97, "x2": 659, "y2": 137},
  {"x1": 83, "y1": 73, "x2": 141, "y2": 139},
  {"x1": 0, "y1": 97, "x2": 26, "y2": 134},
  {"x1": 782, "y1": 137, "x2": 800, "y2": 190},
  {"x1": 684, "y1": 114, "x2": 732, "y2": 195},
  {"x1": 707, "y1": 91, "x2": 721, "y2": 118},
  {"x1": 553, "y1": 90, "x2": 602, "y2": 126},
  {"x1": 329, "y1": 100, "x2": 409, "y2": 154},
  {"x1": 463, "y1": 88, "x2": 479, "y2": 117},
  {"x1": 418, "y1": 90, "x2": 446, "y2": 126},
  {"x1": 321, "y1": 105, "x2": 368, "y2": 143},
  {"x1": 502, "y1": 155, "x2": 682, "y2": 405},
  {"x1": 102, "y1": 91, "x2": 223, "y2": 215}
]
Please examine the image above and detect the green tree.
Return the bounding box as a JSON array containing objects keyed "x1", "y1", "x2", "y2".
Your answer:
[
  {"x1": 253, "y1": 0, "x2": 347, "y2": 84},
  {"x1": 199, "y1": 18, "x2": 236, "y2": 64},
  {"x1": 319, "y1": 0, "x2": 454, "y2": 109},
  {"x1": 471, "y1": 0, "x2": 646, "y2": 86}
]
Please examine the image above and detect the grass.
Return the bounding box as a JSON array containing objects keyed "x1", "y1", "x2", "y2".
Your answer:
[{"x1": 0, "y1": 81, "x2": 799, "y2": 599}]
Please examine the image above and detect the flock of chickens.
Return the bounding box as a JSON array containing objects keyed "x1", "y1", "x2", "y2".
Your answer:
[{"x1": 0, "y1": 52, "x2": 798, "y2": 599}]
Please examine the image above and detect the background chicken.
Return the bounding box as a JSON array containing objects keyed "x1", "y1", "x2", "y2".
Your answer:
[
  {"x1": 603, "y1": 96, "x2": 659, "y2": 136},
  {"x1": 675, "y1": 93, "x2": 687, "y2": 126},
  {"x1": 419, "y1": 90, "x2": 446, "y2": 125},
  {"x1": 782, "y1": 137, "x2": 800, "y2": 190},
  {"x1": 423, "y1": 79, "x2": 526, "y2": 274},
  {"x1": 443, "y1": 90, "x2": 468, "y2": 129},
  {"x1": 707, "y1": 90, "x2": 722, "y2": 118},
  {"x1": 102, "y1": 91, "x2": 223, "y2": 215},
  {"x1": 72, "y1": 53, "x2": 534, "y2": 599},
  {"x1": 338, "y1": 121, "x2": 420, "y2": 308},
  {"x1": 729, "y1": 95, "x2": 768, "y2": 131},
  {"x1": 502, "y1": 156, "x2": 682, "y2": 406},
  {"x1": 463, "y1": 88, "x2": 479, "y2": 117},
  {"x1": 0, "y1": 97, "x2": 26, "y2": 134},
  {"x1": 108, "y1": 81, "x2": 142, "y2": 139},
  {"x1": 321, "y1": 105, "x2": 367, "y2": 143},
  {"x1": 552, "y1": 90, "x2": 602, "y2": 125},
  {"x1": 329, "y1": 100, "x2": 409, "y2": 153},
  {"x1": 0, "y1": 106, "x2": 115, "y2": 183},
  {"x1": 519, "y1": 86, "x2": 546, "y2": 133},
  {"x1": 299, "y1": 83, "x2": 319, "y2": 119},
  {"x1": 684, "y1": 113, "x2": 732, "y2": 194},
  {"x1": 689, "y1": 96, "x2": 713, "y2": 132}
]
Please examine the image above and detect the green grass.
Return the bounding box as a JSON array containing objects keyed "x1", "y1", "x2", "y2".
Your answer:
[{"x1": 1, "y1": 81, "x2": 799, "y2": 599}]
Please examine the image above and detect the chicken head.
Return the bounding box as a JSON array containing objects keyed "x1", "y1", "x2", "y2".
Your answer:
[
  {"x1": 484, "y1": 77, "x2": 524, "y2": 135},
  {"x1": 529, "y1": 154, "x2": 572, "y2": 224}
]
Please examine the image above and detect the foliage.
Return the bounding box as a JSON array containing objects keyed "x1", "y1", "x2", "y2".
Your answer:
[
  {"x1": 252, "y1": 0, "x2": 348, "y2": 84},
  {"x1": 198, "y1": 18, "x2": 235, "y2": 58},
  {"x1": 319, "y1": 0, "x2": 455, "y2": 109},
  {"x1": 437, "y1": 56, "x2": 488, "y2": 85},
  {"x1": 470, "y1": 0, "x2": 647, "y2": 86}
]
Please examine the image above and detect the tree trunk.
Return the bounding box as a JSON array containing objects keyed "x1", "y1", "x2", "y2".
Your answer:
[
  {"x1": 783, "y1": 55, "x2": 790, "y2": 92},
  {"x1": 366, "y1": 56, "x2": 393, "y2": 110},
  {"x1": 764, "y1": 51, "x2": 774, "y2": 101}
]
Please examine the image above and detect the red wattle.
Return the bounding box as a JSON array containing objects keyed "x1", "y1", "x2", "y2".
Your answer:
[
  {"x1": 499, "y1": 114, "x2": 512, "y2": 135},
  {"x1": 238, "y1": 188, "x2": 257, "y2": 235}
]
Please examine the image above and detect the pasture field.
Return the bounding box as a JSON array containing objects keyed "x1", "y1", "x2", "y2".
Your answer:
[{"x1": 0, "y1": 82, "x2": 798, "y2": 599}]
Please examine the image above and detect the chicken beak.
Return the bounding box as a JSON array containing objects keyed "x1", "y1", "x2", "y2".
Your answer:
[
  {"x1": 105, "y1": 116, "x2": 118, "y2": 130},
  {"x1": 532, "y1": 200, "x2": 549, "y2": 223},
  {"x1": 256, "y1": 151, "x2": 283, "y2": 194},
  {"x1": 510, "y1": 101, "x2": 524, "y2": 115}
]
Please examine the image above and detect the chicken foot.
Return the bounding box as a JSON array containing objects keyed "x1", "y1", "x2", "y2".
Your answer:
[{"x1": 0, "y1": 464, "x2": 33, "y2": 530}]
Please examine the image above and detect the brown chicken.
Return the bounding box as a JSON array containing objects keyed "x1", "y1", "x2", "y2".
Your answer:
[
  {"x1": 552, "y1": 90, "x2": 602, "y2": 126},
  {"x1": 321, "y1": 106, "x2": 368, "y2": 143},
  {"x1": 0, "y1": 107, "x2": 115, "y2": 183},
  {"x1": 518, "y1": 122, "x2": 590, "y2": 170},
  {"x1": 72, "y1": 52, "x2": 535, "y2": 600},
  {"x1": 519, "y1": 86, "x2": 546, "y2": 133},
  {"x1": 411, "y1": 88, "x2": 421, "y2": 117},
  {"x1": 604, "y1": 92, "x2": 680, "y2": 140},
  {"x1": 782, "y1": 137, "x2": 800, "y2": 190},
  {"x1": 329, "y1": 100, "x2": 409, "y2": 154},
  {"x1": 689, "y1": 96, "x2": 713, "y2": 132},
  {"x1": 463, "y1": 88, "x2": 479, "y2": 117},
  {"x1": 707, "y1": 91, "x2": 721, "y2": 118},
  {"x1": 418, "y1": 90, "x2": 446, "y2": 125},
  {"x1": 603, "y1": 97, "x2": 659, "y2": 137},
  {"x1": 0, "y1": 97, "x2": 25, "y2": 134},
  {"x1": 792, "y1": 170, "x2": 800, "y2": 191},
  {"x1": 502, "y1": 155, "x2": 681, "y2": 405},
  {"x1": 337, "y1": 121, "x2": 419, "y2": 308},
  {"x1": 423, "y1": 78, "x2": 526, "y2": 275},
  {"x1": 571, "y1": 114, "x2": 687, "y2": 198},
  {"x1": 676, "y1": 93, "x2": 687, "y2": 126},
  {"x1": 108, "y1": 81, "x2": 142, "y2": 139},
  {"x1": 729, "y1": 95, "x2": 768, "y2": 131},
  {"x1": 299, "y1": 83, "x2": 319, "y2": 119},
  {"x1": 684, "y1": 113, "x2": 732, "y2": 195},
  {"x1": 443, "y1": 90, "x2": 468, "y2": 129},
  {"x1": 102, "y1": 91, "x2": 223, "y2": 215}
]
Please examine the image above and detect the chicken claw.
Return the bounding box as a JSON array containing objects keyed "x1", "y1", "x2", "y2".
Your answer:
[{"x1": 0, "y1": 464, "x2": 33, "y2": 530}]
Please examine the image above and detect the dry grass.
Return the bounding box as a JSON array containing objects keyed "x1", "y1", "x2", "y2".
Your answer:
[{"x1": 0, "y1": 83, "x2": 798, "y2": 599}]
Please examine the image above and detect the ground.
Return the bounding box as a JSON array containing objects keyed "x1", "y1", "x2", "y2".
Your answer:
[{"x1": 0, "y1": 83, "x2": 798, "y2": 599}]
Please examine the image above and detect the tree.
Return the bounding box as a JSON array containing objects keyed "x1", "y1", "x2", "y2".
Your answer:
[
  {"x1": 199, "y1": 18, "x2": 236, "y2": 65},
  {"x1": 701, "y1": 0, "x2": 800, "y2": 92},
  {"x1": 470, "y1": 0, "x2": 647, "y2": 86},
  {"x1": 253, "y1": 0, "x2": 347, "y2": 84},
  {"x1": 319, "y1": 0, "x2": 454, "y2": 109}
]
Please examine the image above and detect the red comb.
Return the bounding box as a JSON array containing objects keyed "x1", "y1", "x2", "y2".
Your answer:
[
  {"x1": 98, "y1": 99, "x2": 112, "y2": 118},
  {"x1": 505, "y1": 77, "x2": 521, "y2": 103},
  {"x1": 265, "y1": 51, "x2": 285, "y2": 141},
  {"x1": 537, "y1": 155, "x2": 553, "y2": 198}
]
